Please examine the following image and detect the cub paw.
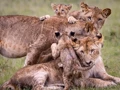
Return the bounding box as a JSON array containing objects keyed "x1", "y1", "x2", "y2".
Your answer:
[
  {"x1": 51, "y1": 43, "x2": 60, "y2": 59},
  {"x1": 39, "y1": 15, "x2": 50, "y2": 21},
  {"x1": 68, "y1": 16, "x2": 77, "y2": 24}
]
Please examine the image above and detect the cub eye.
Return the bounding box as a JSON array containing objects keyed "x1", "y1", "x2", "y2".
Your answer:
[
  {"x1": 61, "y1": 9, "x2": 64, "y2": 12},
  {"x1": 55, "y1": 9, "x2": 58, "y2": 12},
  {"x1": 80, "y1": 50, "x2": 84, "y2": 54},
  {"x1": 98, "y1": 18, "x2": 102, "y2": 21},
  {"x1": 87, "y1": 16, "x2": 91, "y2": 21},
  {"x1": 91, "y1": 49, "x2": 95, "y2": 53}
]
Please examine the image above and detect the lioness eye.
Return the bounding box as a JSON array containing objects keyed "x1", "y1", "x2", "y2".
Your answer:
[
  {"x1": 98, "y1": 18, "x2": 102, "y2": 21},
  {"x1": 87, "y1": 16, "x2": 91, "y2": 20}
]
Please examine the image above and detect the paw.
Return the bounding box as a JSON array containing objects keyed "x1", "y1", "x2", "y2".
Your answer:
[
  {"x1": 39, "y1": 15, "x2": 50, "y2": 21},
  {"x1": 114, "y1": 77, "x2": 120, "y2": 84},
  {"x1": 51, "y1": 43, "x2": 60, "y2": 59},
  {"x1": 58, "y1": 62, "x2": 63, "y2": 68},
  {"x1": 105, "y1": 81, "x2": 116, "y2": 87},
  {"x1": 96, "y1": 81, "x2": 116, "y2": 88},
  {"x1": 68, "y1": 16, "x2": 77, "y2": 24}
]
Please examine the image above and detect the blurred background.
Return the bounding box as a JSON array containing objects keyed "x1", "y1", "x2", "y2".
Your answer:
[{"x1": 0, "y1": 0, "x2": 120, "y2": 90}]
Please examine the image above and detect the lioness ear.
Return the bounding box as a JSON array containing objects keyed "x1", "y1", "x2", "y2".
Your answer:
[
  {"x1": 51, "y1": 3, "x2": 57, "y2": 10},
  {"x1": 66, "y1": 4, "x2": 72, "y2": 10},
  {"x1": 55, "y1": 31, "x2": 60, "y2": 37},
  {"x1": 80, "y1": 2, "x2": 89, "y2": 12},
  {"x1": 102, "y1": 8, "x2": 111, "y2": 18}
]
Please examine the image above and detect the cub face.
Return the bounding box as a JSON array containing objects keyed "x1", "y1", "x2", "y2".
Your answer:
[
  {"x1": 72, "y1": 33, "x2": 103, "y2": 67},
  {"x1": 51, "y1": 3, "x2": 72, "y2": 17},
  {"x1": 80, "y1": 2, "x2": 111, "y2": 30}
]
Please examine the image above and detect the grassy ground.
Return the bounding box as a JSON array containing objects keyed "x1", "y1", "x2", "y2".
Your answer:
[{"x1": 0, "y1": 0, "x2": 120, "y2": 89}]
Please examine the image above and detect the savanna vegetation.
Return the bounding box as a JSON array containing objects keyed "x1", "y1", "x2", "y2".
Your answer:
[{"x1": 0, "y1": 0, "x2": 120, "y2": 90}]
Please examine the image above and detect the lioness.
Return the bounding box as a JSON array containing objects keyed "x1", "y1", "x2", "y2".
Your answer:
[
  {"x1": 69, "y1": 2, "x2": 111, "y2": 30},
  {"x1": 1, "y1": 34, "x2": 116, "y2": 90},
  {"x1": 0, "y1": 15, "x2": 94, "y2": 66},
  {"x1": 51, "y1": 31, "x2": 94, "y2": 90},
  {"x1": 73, "y1": 34, "x2": 120, "y2": 84}
]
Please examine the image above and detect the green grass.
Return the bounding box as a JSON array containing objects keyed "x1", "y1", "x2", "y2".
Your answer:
[{"x1": 0, "y1": 0, "x2": 120, "y2": 90}]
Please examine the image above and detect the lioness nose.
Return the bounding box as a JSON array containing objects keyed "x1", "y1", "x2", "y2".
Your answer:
[{"x1": 86, "y1": 61, "x2": 92, "y2": 66}]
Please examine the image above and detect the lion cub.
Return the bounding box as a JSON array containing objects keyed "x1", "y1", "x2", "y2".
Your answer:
[
  {"x1": 40, "y1": 3, "x2": 77, "y2": 23},
  {"x1": 51, "y1": 31, "x2": 94, "y2": 90}
]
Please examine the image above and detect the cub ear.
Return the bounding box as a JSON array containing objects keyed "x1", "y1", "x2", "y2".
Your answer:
[
  {"x1": 70, "y1": 31, "x2": 75, "y2": 36},
  {"x1": 96, "y1": 33, "x2": 104, "y2": 47},
  {"x1": 102, "y1": 8, "x2": 111, "y2": 18},
  {"x1": 51, "y1": 3, "x2": 57, "y2": 10},
  {"x1": 80, "y1": 2, "x2": 89, "y2": 12},
  {"x1": 55, "y1": 31, "x2": 60, "y2": 37},
  {"x1": 66, "y1": 4, "x2": 72, "y2": 10}
]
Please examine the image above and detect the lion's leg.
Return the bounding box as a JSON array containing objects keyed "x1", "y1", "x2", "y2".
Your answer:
[
  {"x1": 32, "y1": 71, "x2": 48, "y2": 90},
  {"x1": 75, "y1": 78, "x2": 116, "y2": 88},
  {"x1": 24, "y1": 48, "x2": 40, "y2": 66},
  {"x1": 39, "y1": 53, "x2": 53, "y2": 63},
  {"x1": 62, "y1": 73, "x2": 71, "y2": 90},
  {"x1": 51, "y1": 43, "x2": 60, "y2": 59},
  {"x1": 98, "y1": 72, "x2": 120, "y2": 84},
  {"x1": 37, "y1": 48, "x2": 53, "y2": 63},
  {"x1": 85, "y1": 78, "x2": 116, "y2": 88},
  {"x1": 24, "y1": 35, "x2": 47, "y2": 66}
]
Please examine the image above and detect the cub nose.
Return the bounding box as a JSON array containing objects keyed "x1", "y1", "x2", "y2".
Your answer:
[{"x1": 86, "y1": 61, "x2": 92, "y2": 66}]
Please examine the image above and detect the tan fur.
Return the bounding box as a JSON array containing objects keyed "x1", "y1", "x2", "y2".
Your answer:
[
  {"x1": 37, "y1": 22, "x2": 99, "y2": 64},
  {"x1": 51, "y1": 31, "x2": 94, "y2": 90},
  {"x1": 72, "y1": 35, "x2": 120, "y2": 86},
  {"x1": 69, "y1": 2, "x2": 111, "y2": 30},
  {"x1": 0, "y1": 15, "x2": 95, "y2": 66},
  {"x1": 1, "y1": 35, "x2": 117, "y2": 90}
]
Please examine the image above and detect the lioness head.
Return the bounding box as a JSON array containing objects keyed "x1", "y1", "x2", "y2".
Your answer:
[
  {"x1": 80, "y1": 2, "x2": 111, "y2": 30},
  {"x1": 72, "y1": 33, "x2": 103, "y2": 67}
]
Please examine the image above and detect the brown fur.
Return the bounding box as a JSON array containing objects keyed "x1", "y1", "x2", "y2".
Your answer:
[
  {"x1": 69, "y1": 2, "x2": 111, "y2": 30},
  {"x1": 1, "y1": 35, "x2": 116, "y2": 90},
  {"x1": 51, "y1": 31, "x2": 94, "y2": 90},
  {"x1": 72, "y1": 34, "x2": 120, "y2": 86},
  {"x1": 37, "y1": 21, "x2": 99, "y2": 64},
  {"x1": 0, "y1": 15, "x2": 94, "y2": 66}
]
